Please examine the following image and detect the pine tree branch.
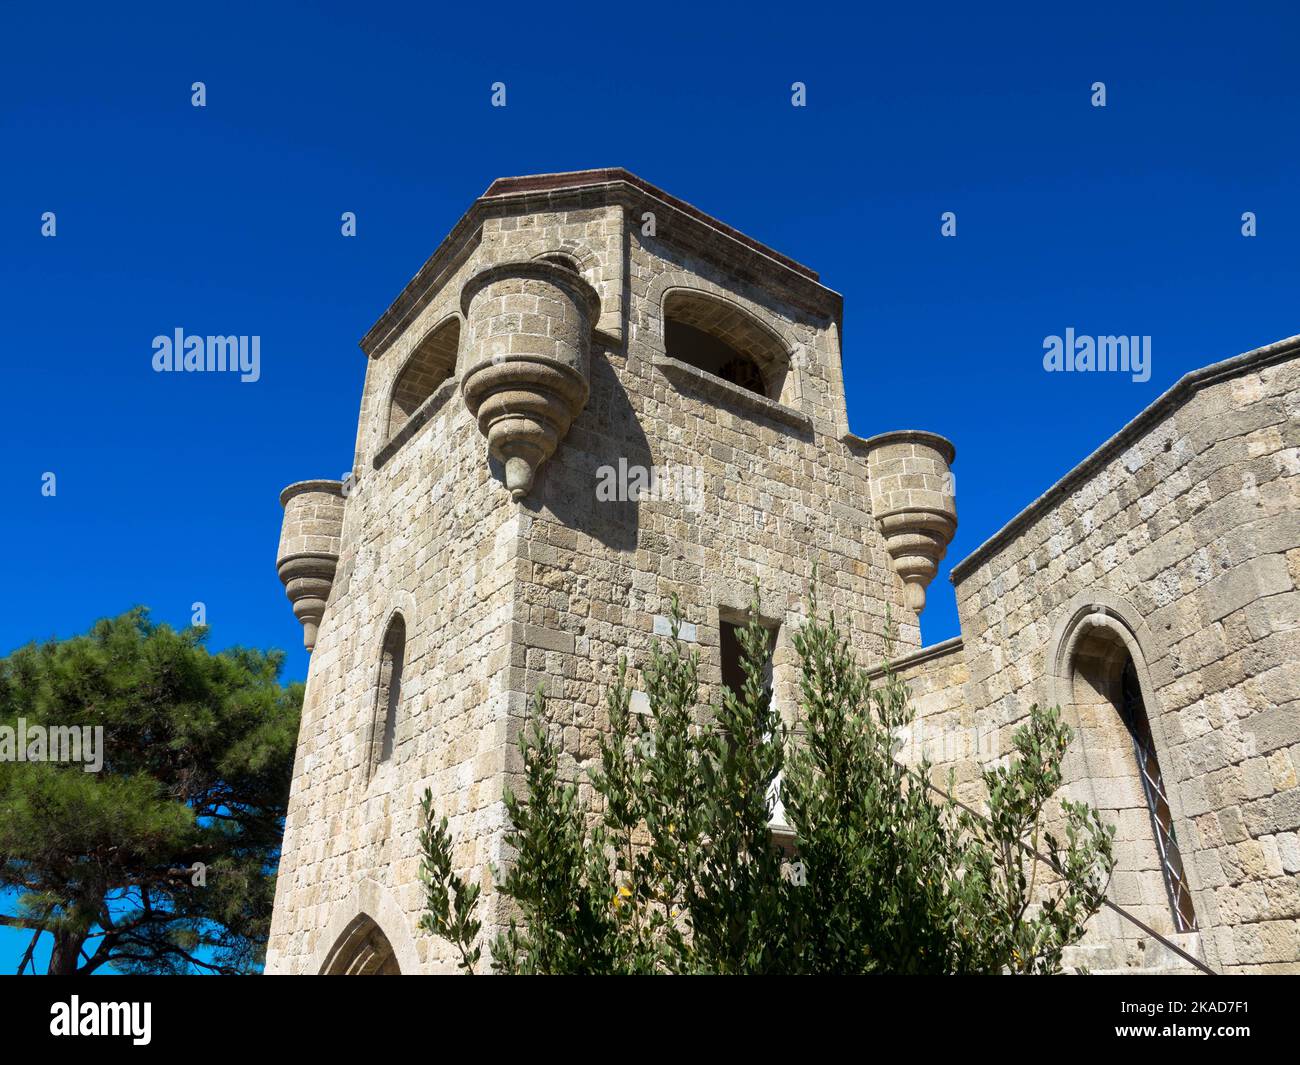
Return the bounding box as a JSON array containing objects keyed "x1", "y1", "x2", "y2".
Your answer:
[
  {"x1": 0, "y1": 914, "x2": 45, "y2": 931},
  {"x1": 16, "y1": 927, "x2": 43, "y2": 974}
]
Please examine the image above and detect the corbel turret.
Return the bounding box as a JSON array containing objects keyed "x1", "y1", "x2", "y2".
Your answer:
[
  {"x1": 863, "y1": 431, "x2": 957, "y2": 615},
  {"x1": 276, "y1": 480, "x2": 346, "y2": 650},
  {"x1": 459, "y1": 260, "x2": 599, "y2": 499}
]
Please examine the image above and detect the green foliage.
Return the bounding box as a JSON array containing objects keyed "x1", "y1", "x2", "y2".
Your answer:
[
  {"x1": 420, "y1": 586, "x2": 1114, "y2": 974},
  {"x1": 779, "y1": 585, "x2": 974, "y2": 972},
  {"x1": 416, "y1": 792, "x2": 481, "y2": 972},
  {"x1": 491, "y1": 692, "x2": 627, "y2": 974},
  {"x1": 0, "y1": 608, "x2": 302, "y2": 974},
  {"x1": 954, "y1": 704, "x2": 1115, "y2": 973}
]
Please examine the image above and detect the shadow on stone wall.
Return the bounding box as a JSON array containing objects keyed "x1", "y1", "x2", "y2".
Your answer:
[{"x1": 526, "y1": 346, "x2": 645, "y2": 552}]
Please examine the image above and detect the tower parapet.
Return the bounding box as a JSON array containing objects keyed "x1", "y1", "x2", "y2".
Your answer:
[
  {"x1": 276, "y1": 479, "x2": 346, "y2": 650},
  {"x1": 863, "y1": 430, "x2": 957, "y2": 615}
]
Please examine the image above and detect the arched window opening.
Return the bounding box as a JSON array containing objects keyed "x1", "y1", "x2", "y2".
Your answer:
[
  {"x1": 370, "y1": 615, "x2": 406, "y2": 772},
  {"x1": 662, "y1": 291, "x2": 789, "y2": 401},
  {"x1": 1070, "y1": 625, "x2": 1196, "y2": 935},
  {"x1": 665, "y1": 320, "x2": 766, "y2": 395},
  {"x1": 388, "y1": 318, "x2": 460, "y2": 438}
]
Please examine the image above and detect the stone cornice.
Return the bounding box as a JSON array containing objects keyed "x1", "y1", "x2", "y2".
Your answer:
[
  {"x1": 279, "y1": 479, "x2": 345, "y2": 507},
  {"x1": 852, "y1": 429, "x2": 956, "y2": 465},
  {"x1": 359, "y1": 169, "x2": 843, "y2": 359},
  {"x1": 949, "y1": 333, "x2": 1300, "y2": 585},
  {"x1": 483, "y1": 169, "x2": 821, "y2": 279},
  {"x1": 866, "y1": 635, "x2": 964, "y2": 678}
]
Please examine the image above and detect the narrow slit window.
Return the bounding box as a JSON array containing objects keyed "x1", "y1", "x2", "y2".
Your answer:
[{"x1": 371, "y1": 615, "x2": 406, "y2": 773}]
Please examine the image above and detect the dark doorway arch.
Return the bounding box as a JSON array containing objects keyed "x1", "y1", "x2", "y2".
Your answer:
[{"x1": 319, "y1": 914, "x2": 401, "y2": 975}]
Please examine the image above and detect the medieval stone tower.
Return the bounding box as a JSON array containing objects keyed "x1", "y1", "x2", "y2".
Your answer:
[
  {"x1": 264, "y1": 169, "x2": 957, "y2": 973},
  {"x1": 265, "y1": 169, "x2": 1299, "y2": 975}
]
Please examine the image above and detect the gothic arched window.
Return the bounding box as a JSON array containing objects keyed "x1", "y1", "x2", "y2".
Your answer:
[
  {"x1": 1120, "y1": 658, "x2": 1197, "y2": 932},
  {"x1": 369, "y1": 614, "x2": 406, "y2": 774}
]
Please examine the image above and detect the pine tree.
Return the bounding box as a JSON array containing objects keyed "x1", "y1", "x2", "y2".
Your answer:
[{"x1": 0, "y1": 609, "x2": 302, "y2": 974}]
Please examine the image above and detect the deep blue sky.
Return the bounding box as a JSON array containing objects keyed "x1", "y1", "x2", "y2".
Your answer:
[{"x1": 2, "y1": 1, "x2": 1297, "y2": 971}]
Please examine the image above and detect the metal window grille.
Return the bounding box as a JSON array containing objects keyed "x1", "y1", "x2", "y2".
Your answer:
[{"x1": 1121, "y1": 660, "x2": 1197, "y2": 933}]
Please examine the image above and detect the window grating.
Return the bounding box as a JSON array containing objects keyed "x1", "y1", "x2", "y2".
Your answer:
[{"x1": 1121, "y1": 660, "x2": 1197, "y2": 933}]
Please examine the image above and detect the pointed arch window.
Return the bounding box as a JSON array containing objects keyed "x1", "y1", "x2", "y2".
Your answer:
[
  {"x1": 1067, "y1": 619, "x2": 1197, "y2": 935},
  {"x1": 369, "y1": 614, "x2": 406, "y2": 774}
]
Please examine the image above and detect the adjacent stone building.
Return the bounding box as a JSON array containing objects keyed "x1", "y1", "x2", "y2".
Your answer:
[
  {"x1": 892, "y1": 336, "x2": 1300, "y2": 974},
  {"x1": 264, "y1": 169, "x2": 1299, "y2": 974}
]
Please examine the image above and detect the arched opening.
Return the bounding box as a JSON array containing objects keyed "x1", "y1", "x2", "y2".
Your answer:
[
  {"x1": 369, "y1": 614, "x2": 406, "y2": 774},
  {"x1": 662, "y1": 291, "x2": 789, "y2": 400},
  {"x1": 320, "y1": 914, "x2": 401, "y2": 975},
  {"x1": 388, "y1": 318, "x2": 460, "y2": 438},
  {"x1": 1069, "y1": 623, "x2": 1196, "y2": 935}
]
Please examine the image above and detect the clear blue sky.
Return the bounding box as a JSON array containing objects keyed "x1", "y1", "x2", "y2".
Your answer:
[{"x1": 2, "y1": 1, "x2": 1297, "y2": 971}]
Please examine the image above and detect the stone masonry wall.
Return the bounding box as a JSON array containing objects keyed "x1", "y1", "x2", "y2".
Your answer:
[
  {"x1": 871, "y1": 639, "x2": 980, "y2": 801},
  {"x1": 266, "y1": 253, "x2": 526, "y2": 972},
  {"x1": 266, "y1": 174, "x2": 1299, "y2": 977},
  {"x1": 504, "y1": 217, "x2": 918, "y2": 815}
]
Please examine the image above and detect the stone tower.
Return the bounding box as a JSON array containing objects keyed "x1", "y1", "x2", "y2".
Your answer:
[{"x1": 264, "y1": 169, "x2": 956, "y2": 974}]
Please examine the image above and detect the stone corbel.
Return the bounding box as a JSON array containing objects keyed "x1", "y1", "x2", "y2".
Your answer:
[
  {"x1": 862, "y1": 431, "x2": 958, "y2": 615},
  {"x1": 459, "y1": 260, "x2": 600, "y2": 499},
  {"x1": 276, "y1": 480, "x2": 346, "y2": 650}
]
